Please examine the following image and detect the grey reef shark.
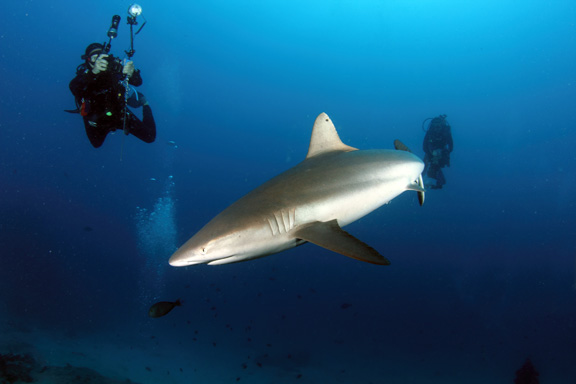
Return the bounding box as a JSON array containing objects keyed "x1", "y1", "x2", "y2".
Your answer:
[{"x1": 170, "y1": 113, "x2": 425, "y2": 267}]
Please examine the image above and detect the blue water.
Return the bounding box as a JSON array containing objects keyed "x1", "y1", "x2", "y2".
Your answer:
[{"x1": 1, "y1": 0, "x2": 575, "y2": 383}]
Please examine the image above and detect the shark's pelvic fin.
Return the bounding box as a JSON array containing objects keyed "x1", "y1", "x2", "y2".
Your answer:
[
  {"x1": 306, "y1": 113, "x2": 357, "y2": 159},
  {"x1": 293, "y1": 220, "x2": 391, "y2": 265}
]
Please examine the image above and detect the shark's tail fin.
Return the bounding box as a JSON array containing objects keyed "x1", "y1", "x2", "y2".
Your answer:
[{"x1": 394, "y1": 139, "x2": 425, "y2": 206}]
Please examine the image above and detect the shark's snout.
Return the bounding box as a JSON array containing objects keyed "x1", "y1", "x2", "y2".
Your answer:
[
  {"x1": 168, "y1": 246, "x2": 201, "y2": 267},
  {"x1": 168, "y1": 257, "x2": 189, "y2": 267}
]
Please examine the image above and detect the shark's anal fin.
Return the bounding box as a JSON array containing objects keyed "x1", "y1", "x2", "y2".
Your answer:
[{"x1": 293, "y1": 220, "x2": 390, "y2": 265}]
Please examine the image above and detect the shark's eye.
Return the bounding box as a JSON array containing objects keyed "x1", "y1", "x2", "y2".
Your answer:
[{"x1": 201, "y1": 248, "x2": 207, "y2": 255}]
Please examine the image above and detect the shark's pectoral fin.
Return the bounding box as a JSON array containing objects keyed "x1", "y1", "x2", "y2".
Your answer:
[{"x1": 293, "y1": 220, "x2": 390, "y2": 265}]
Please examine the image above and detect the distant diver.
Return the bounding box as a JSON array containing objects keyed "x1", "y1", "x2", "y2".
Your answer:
[
  {"x1": 422, "y1": 114, "x2": 453, "y2": 189},
  {"x1": 514, "y1": 358, "x2": 539, "y2": 384},
  {"x1": 67, "y1": 9, "x2": 156, "y2": 148},
  {"x1": 148, "y1": 299, "x2": 181, "y2": 318}
]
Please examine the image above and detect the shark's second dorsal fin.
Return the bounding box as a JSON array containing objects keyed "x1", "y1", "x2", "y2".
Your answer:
[
  {"x1": 393, "y1": 139, "x2": 412, "y2": 152},
  {"x1": 306, "y1": 113, "x2": 357, "y2": 159}
]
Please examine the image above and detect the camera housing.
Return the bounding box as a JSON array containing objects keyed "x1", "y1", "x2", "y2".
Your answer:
[{"x1": 103, "y1": 54, "x2": 124, "y2": 74}]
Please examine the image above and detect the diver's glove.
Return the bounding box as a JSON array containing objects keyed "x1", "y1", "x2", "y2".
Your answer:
[
  {"x1": 123, "y1": 61, "x2": 135, "y2": 78},
  {"x1": 92, "y1": 54, "x2": 109, "y2": 74}
]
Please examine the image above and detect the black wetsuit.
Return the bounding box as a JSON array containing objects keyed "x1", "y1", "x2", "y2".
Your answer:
[
  {"x1": 423, "y1": 119, "x2": 453, "y2": 188},
  {"x1": 69, "y1": 63, "x2": 156, "y2": 148}
]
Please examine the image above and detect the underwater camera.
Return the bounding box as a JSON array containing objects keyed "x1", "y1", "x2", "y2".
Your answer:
[{"x1": 103, "y1": 54, "x2": 124, "y2": 74}]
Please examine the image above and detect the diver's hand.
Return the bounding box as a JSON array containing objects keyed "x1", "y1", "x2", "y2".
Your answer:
[
  {"x1": 123, "y1": 61, "x2": 135, "y2": 78},
  {"x1": 92, "y1": 54, "x2": 109, "y2": 74}
]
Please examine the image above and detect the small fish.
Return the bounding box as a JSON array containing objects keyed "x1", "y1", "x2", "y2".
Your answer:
[
  {"x1": 148, "y1": 299, "x2": 182, "y2": 318},
  {"x1": 167, "y1": 140, "x2": 178, "y2": 148}
]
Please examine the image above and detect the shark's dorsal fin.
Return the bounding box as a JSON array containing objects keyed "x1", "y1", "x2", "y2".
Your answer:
[{"x1": 306, "y1": 113, "x2": 357, "y2": 159}]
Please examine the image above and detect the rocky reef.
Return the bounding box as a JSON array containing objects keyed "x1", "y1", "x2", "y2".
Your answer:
[{"x1": 0, "y1": 352, "x2": 141, "y2": 384}]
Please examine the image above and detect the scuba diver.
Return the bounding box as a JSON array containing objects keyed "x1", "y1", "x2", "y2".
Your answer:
[
  {"x1": 68, "y1": 8, "x2": 155, "y2": 148},
  {"x1": 69, "y1": 43, "x2": 155, "y2": 148},
  {"x1": 422, "y1": 114, "x2": 453, "y2": 189}
]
